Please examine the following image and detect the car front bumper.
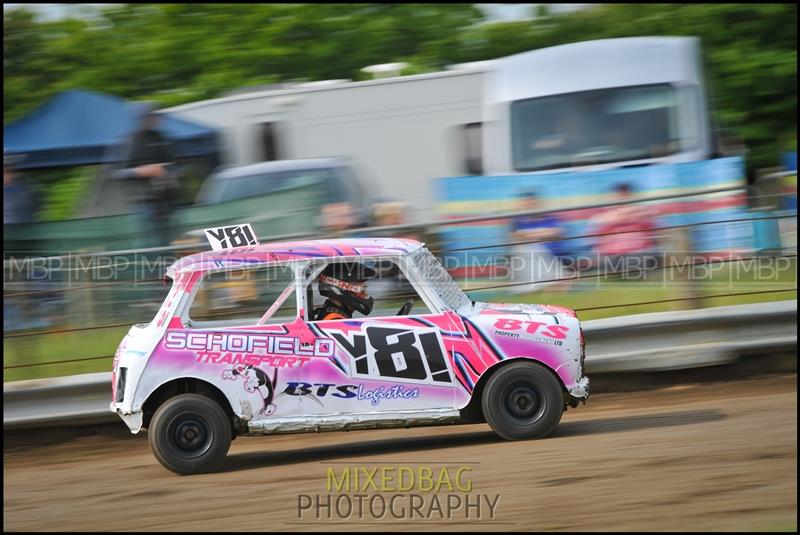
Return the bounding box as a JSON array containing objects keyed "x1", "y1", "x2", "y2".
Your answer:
[{"x1": 568, "y1": 376, "x2": 590, "y2": 399}]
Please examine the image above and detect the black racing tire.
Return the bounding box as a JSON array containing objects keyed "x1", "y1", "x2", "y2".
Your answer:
[
  {"x1": 148, "y1": 393, "x2": 232, "y2": 475},
  {"x1": 481, "y1": 361, "x2": 565, "y2": 440}
]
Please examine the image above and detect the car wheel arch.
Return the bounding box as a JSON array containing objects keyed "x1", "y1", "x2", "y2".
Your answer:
[
  {"x1": 459, "y1": 357, "x2": 566, "y2": 423},
  {"x1": 141, "y1": 377, "x2": 239, "y2": 433}
]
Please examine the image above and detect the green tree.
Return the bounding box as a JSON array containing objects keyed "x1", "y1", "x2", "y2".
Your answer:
[{"x1": 3, "y1": 3, "x2": 796, "y2": 174}]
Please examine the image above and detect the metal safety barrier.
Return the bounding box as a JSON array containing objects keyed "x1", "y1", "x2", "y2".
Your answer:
[
  {"x1": 583, "y1": 299, "x2": 797, "y2": 372},
  {"x1": 3, "y1": 300, "x2": 796, "y2": 430}
]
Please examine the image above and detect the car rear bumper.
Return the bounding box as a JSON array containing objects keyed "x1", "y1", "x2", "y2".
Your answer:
[{"x1": 110, "y1": 402, "x2": 143, "y2": 433}]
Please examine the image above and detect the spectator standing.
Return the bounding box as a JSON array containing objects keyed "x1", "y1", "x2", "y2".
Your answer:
[
  {"x1": 509, "y1": 190, "x2": 571, "y2": 293},
  {"x1": 4, "y1": 151, "x2": 45, "y2": 331},
  {"x1": 589, "y1": 183, "x2": 657, "y2": 258},
  {"x1": 3, "y1": 152, "x2": 36, "y2": 225},
  {"x1": 112, "y1": 109, "x2": 180, "y2": 248}
]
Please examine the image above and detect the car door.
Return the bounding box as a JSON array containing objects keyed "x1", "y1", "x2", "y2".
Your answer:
[
  {"x1": 178, "y1": 262, "x2": 304, "y2": 421},
  {"x1": 296, "y1": 258, "x2": 457, "y2": 415}
]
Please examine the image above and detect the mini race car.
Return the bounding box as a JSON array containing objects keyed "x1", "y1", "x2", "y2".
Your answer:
[{"x1": 111, "y1": 226, "x2": 589, "y2": 474}]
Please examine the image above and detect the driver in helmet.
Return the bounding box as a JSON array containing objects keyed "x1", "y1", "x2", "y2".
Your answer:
[{"x1": 312, "y1": 262, "x2": 376, "y2": 321}]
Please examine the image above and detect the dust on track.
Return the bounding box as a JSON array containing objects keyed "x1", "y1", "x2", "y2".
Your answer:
[{"x1": 4, "y1": 374, "x2": 797, "y2": 532}]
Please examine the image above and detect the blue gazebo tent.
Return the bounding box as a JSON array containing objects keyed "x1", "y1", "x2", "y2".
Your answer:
[{"x1": 3, "y1": 90, "x2": 218, "y2": 169}]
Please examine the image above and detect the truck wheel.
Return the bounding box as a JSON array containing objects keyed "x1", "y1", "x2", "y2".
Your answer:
[
  {"x1": 148, "y1": 394, "x2": 231, "y2": 475},
  {"x1": 481, "y1": 361, "x2": 564, "y2": 440}
]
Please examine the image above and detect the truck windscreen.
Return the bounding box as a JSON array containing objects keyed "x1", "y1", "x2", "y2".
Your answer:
[{"x1": 510, "y1": 83, "x2": 689, "y2": 172}]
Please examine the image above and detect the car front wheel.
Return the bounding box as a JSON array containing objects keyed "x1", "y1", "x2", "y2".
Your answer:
[
  {"x1": 481, "y1": 361, "x2": 564, "y2": 440},
  {"x1": 148, "y1": 394, "x2": 232, "y2": 475}
]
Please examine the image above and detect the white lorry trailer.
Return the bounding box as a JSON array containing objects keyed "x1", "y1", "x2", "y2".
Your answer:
[{"x1": 165, "y1": 37, "x2": 722, "y2": 223}]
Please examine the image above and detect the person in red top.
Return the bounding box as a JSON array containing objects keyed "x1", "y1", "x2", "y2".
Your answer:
[
  {"x1": 312, "y1": 262, "x2": 376, "y2": 321},
  {"x1": 590, "y1": 183, "x2": 657, "y2": 257}
]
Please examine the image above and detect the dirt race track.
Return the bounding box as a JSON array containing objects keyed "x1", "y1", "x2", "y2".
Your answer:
[{"x1": 4, "y1": 374, "x2": 797, "y2": 532}]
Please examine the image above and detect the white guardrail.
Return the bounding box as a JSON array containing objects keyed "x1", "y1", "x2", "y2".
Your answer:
[{"x1": 4, "y1": 300, "x2": 796, "y2": 430}]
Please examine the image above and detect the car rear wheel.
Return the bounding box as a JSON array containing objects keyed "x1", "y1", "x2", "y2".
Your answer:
[
  {"x1": 481, "y1": 361, "x2": 564, "y2": 440},
  {"x1": 149, "y1": 394, "x2": 231, "y2": 475}
]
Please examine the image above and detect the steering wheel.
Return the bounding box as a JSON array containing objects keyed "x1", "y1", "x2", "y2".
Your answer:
[{"x1": 397, "y1": 299, "x2": 414, "y2": 316}]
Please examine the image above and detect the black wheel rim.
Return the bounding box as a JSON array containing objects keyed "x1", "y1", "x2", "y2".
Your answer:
[
  {"x1": 165, "y1": 411, "x2": 213, "y2": 459},
  {"x1": 501, "y1": 380, "x2": 545, "y2": 423}
]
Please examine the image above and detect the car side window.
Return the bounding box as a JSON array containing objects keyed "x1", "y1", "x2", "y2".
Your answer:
[
  {"x1": 186, "y1": 264, "x2": 296, "y2": 328},
  {"x1": 305, "y1": 259, "x2": 433, "y2": 322}
]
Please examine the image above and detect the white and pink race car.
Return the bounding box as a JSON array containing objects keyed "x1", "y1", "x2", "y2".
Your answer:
[{"x1": 111, "y1": 229, "x2": 588, "y2": 474}]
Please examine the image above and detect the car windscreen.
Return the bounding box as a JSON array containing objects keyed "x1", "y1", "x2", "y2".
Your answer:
[
  {"x1": 194, "y1": 174, "x2": 229, "y2": 205},
  {"x1": 219, "y1": 171, "x2": 299, "y2": 202},
  {"x1": 320, "y1": 166, "x2": 361, "y2": 204},
  {"x1": 197, "y1": 166, "x2": 357, "y2": 205}
]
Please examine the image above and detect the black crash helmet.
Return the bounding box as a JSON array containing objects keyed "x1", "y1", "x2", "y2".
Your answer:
[{"x1": 318, "y1": 262, "x2": 376, "y2": 316}]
